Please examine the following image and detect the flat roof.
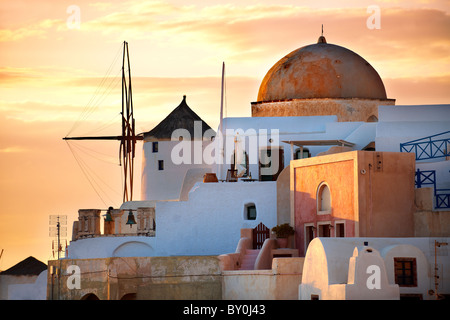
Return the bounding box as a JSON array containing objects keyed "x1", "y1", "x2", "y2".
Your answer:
[{"x1": 282, "y1": 140, "x2": 355, "y2": 147}]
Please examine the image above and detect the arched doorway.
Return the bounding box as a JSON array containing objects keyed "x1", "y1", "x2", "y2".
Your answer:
[
  {"x1": 120, "y1": 293, "x2": 137, "y2": 300},
  {"x1": 81, "y1": 293, "x2": 100, "y2": 300}
]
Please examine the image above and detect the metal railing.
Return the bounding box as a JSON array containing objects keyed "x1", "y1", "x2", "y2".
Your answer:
[
  {"x1": 400, "y1": 131, "x2": 450, "y2": 161},
  {"x1": 415, "y1": 169, "x2": 450, "y2": 209},
  {"x1": 436, "y1": 189, "x2": 450, "y2": 209}
]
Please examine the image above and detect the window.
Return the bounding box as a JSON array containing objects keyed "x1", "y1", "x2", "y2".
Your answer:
[
  {"x1": 394, "y1": 258, "x2": 417, "y2": 287},
  {"x1": 158, "y1": 160, "x2": 164, "y2": 171},
  {"x1": 318, "y1": 223, "x2": 331, "y2": 237},
  {"x1": 152, "y1": 142, "x2": 158, "y2": 153},
  {"x1": 317, "y1": 182, "x2": 331, "y2": 213},
  {"x1": 247, "y1": 205, "x2": 257, "y2": 220},
  {"x1": 335, "y1": 222, "x2": 345, "y2": 237},
  {"x1": 294, "y1": 148, "x2": 310, "y2": 160},
  {"x1": 305, "y1": 224, "x2": 315, "y2": 251},
  {"x1": 245, "y1": 203, "x2": 256, "y2": 220}
]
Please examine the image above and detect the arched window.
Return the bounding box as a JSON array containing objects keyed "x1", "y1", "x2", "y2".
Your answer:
[
  {"x1": 317, "y1": 182, "x2": 331, "y2": 214},
  {"x1": 367, "y1": 115, "x2": 378, "y2": 122},
  {"x1": 244, "y1": 203, "x2": 257, "y2": 220}
]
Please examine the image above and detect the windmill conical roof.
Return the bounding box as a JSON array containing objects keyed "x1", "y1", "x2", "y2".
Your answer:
[{"x1": 143, "y1": 95, "x2": 215, "y2": 141}]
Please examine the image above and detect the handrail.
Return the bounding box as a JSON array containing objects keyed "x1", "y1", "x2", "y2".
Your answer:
[
  {"x1": 401, "y1": 130, "x2": 450, "y2": 144},
  {"x1": 400, "y1": 131, "x2": 450, "y2": 161}
]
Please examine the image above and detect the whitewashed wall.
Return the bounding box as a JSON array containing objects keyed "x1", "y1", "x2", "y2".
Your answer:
[
  {"x1": 141, "y1": 140, "x2": 213, "y2": 201},
  {"x1": 155, "y1": 181, "x2": 277, "y2": 256},
  {"x1": 6, "y1": 271, "x2": 47, "y2": 300},
  {"x1": 67, "y1": 181, "x2": 277, "y2": 259},
  {"x1": 376, "y1": 105, "x2": 450, "y2": 154}
]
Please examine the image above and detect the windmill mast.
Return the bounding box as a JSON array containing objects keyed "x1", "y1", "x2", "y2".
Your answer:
[
  {"x1": 218, "y1": 62, "x2": 225, "y2": 181},
  {"x1": 63, "y1": 41, "x2": 143, "y2": 203}
]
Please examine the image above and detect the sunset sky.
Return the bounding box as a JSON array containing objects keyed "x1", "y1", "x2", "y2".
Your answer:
[{"x1": 1, "y1": 0, "x2": 449, "y2": 271}]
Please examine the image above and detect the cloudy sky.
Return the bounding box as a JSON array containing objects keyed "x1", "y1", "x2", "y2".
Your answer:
[{"x1": 0, "y1": 0, "x2": 449, "y2": 270}]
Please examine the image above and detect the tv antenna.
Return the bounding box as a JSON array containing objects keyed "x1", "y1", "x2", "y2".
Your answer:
[{"x1": 49, "y1": 215, "x2": 67, "y2": 260}]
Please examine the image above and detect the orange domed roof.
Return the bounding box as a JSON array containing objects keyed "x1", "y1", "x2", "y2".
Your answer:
[{"x1": 257, "y1": 36, "x2": 387, "y2": 102}]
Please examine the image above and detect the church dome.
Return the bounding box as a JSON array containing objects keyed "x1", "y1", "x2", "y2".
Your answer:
[{"x1": 257, "y1": 36, "x2": 387, "y2": 102}]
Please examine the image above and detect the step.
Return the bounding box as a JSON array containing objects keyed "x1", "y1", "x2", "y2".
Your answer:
[
  {"x1": 239, "y1": 249, "x2": 260, "y2": 270},
  {"x1": 245, "y1": 249, "x2": 260, "y2": 256}
]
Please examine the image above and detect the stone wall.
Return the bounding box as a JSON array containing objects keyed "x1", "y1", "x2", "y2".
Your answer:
[
  {"x1": 251, "y1": 98, "x2": 395, "y2": 122},
  {"x1": 47, "y1": 256, "x2": 222, "y2": 300}
]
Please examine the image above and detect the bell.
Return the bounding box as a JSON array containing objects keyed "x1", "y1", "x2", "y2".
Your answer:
[
  {"x1": 126, "y1": 210, "x2": 136, "y2": 228},
  {"x1": 104, "y1": 206, "x2": 113, "y2": 222}
]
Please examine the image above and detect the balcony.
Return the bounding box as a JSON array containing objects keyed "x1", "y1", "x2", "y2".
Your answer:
[{"x1": 400, "y1": 131, "x2": 450, "y2": 161}]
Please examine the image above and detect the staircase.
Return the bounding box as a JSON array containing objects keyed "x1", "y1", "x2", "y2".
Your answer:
[{"x1": 239, "y1": 249, "x2": 260, "y2": 270}]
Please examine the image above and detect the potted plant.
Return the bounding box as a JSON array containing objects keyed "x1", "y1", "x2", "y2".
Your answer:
[{"x1": 271, "y1": 223, "x2": 295, "y2": 248}]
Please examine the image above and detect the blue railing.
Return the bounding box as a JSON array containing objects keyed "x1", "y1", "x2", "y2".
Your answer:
[
  {"x1": 415, "y1": 169, "x2": 436, "y2": 189},
  {"x1": 436, "y1": 189, "x2": 450, "y2": 209},
  {"x1": 400, "y1": 131, "x2": 450, "y2": 161},
  {"x1": 415, "y1": 169, "x2": 450, "y2": 209}
]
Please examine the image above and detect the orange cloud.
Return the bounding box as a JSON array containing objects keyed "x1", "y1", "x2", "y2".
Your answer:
[
  {"x1": 0, "y1": 19, "x2": 62, "y2": 42},
  {"x1": 0, "y1": 146, "x2": 28, "y2": 153}
]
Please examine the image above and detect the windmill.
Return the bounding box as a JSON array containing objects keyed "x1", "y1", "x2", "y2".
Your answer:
[{"x1": 63, "y1": 41, "x2": 143, "y2": 203}]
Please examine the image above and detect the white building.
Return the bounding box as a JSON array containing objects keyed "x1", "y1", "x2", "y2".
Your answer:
[{"x1": 141, "y1": 95, "x2": 215, "y2": 201}]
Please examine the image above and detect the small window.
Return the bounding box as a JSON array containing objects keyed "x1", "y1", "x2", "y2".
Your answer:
[
  {"x1": 294, "y1": 148, "x2": 310, "y2": 159},
  {"x1": 318, "y1": 224, "x2": 330, "y2": 237},
  {"x1": 245, "y1": 204, "x2": 256, "y2": 220},
  {"x1": 311, "y1": 294, "x2": 319, "y2": 300},
  {"x1": 335, "y1": 222, "x2": 345, "y2": 237},
  {"x1": 305, "y1": 225, "x2": 315, "y2": 250},
  {"x1": 152, "y1": 142, "x2": 158, "y2": 153},
  {"x1": 394, "y1": 258, "x2": 417, "y2": 287},
  {"x1": 158, "y1": 160, "x2": 164, "y2": 171},
  {"x1": 317, "y1": 182, "x2": 331, "y2": 213}
]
